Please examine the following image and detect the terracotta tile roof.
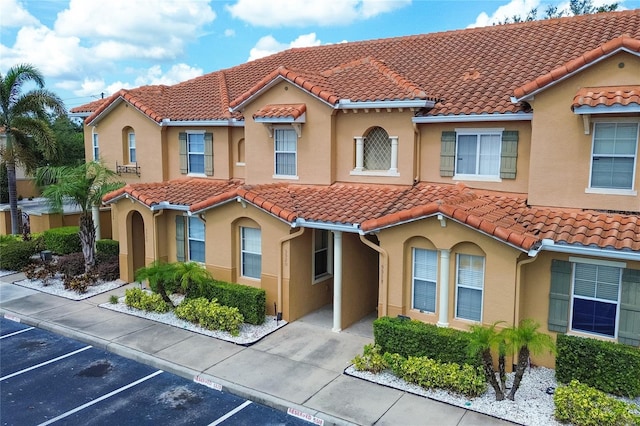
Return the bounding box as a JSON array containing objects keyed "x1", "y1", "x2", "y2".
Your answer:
[
  {"x1": 572, "y1": 86, "x2": 640, "y2": 109},
  {"x1": 253, "y1": 103, "x2": 306, "y2": 120},
  {"x1": 69, "y1": 98, "x2": 109, "y2": 114},
  {"x1": 75, "y1": 11, "x2": 640, "y2": 123},
  {"x1": 514, "y1": 35, "x2": 640, "y2": 100},
  {"x1": 104, "y1": 179, "x2": 640, "y2": 252}
]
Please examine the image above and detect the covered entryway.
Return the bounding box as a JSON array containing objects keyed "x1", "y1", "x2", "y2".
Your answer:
[{"x1": 130, "y1": 211, "x2": 145, "y2": 275}]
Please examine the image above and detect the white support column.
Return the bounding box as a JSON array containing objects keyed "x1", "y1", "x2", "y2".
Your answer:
[
  {"x1": 389, "y1": 136, "x2": 399, "y2": 173},
  {"x1": 354, "y1": 137, "x2": 364, "y2": 171},
  {"x1": 92, "y1": 205, "x2": 101, "y2": 241},
  {"x1": 332, "y1": 231, "x2": 343, "y2": 332},
  {"x1": 437, "y1": 249, "x2": 450, "y2": 327}
]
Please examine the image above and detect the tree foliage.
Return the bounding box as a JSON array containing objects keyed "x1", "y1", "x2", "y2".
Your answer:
[{"x1": 498, "y1": 0, "x2": 619, "y2": 24}]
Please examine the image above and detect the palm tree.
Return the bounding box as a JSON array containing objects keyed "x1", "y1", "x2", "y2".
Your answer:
[
  {"x1": 1, "y1": 64, "x2": 66, "y2": 234},
  {"x1": 173, "y1": 261, "x2": 212, "y2": 299},
  {"x1": 134, "y1": 261, "x2": 180, "y2": 307},
  {"x1": 504, "y1": 319, "x2": 556, "y2": 400},
  {"x1": 36, "y1": 161, "x2": 123, "y2": 272},
  {"x1": 467, "y1": 322, "x2": 507, "y2": 401}
]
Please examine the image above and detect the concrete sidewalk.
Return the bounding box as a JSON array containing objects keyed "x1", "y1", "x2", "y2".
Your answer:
[{"x1": 0, "y1": 274, "x2": 513, "y2": 426}]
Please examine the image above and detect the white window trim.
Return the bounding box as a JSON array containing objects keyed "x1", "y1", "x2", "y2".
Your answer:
[
  {"x1": 92, "y1": 131, "x2": 99, "y2": 160},
  {"x1": 454, "y1": 253, "x2": 485, "y2": 322},
  {"x1": 312, "y1": 229, "x2": 333, "y2": 283},
  {"x1": 568, "y1": 260, "x2": 623, "y2": 340},
  {"x1": 587, "y1": 121, "x2": 639, "y2": 192},
  {"x1": 274, "y1": 127, "x2": 298, "y2": 178},
  {"x1": 411, "y1": 248, "x2": 437, "y2": 314},
  {"x1": 453, "y1": 128, "x2": 504, "y2": 178},
  {"x1": 240, "y1": 227, "x2": 261, "y2": 280},
  {"x1": 351, "y1": 134, "x2": 400, "y2": 175},
  {"x1": 187, "y1": 217, "x2": 205, "y2": 264},
  {"x1": 128, "y1": 131, "x2": 136, "y2": 165},
  {"x1": 186, "y1": 130, "x2": 205, "y2": 175}
]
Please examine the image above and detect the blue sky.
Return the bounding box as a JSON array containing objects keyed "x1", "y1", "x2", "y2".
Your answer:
[{"x1": 2, "y1": 0, "x2": 639, "y2": 110}]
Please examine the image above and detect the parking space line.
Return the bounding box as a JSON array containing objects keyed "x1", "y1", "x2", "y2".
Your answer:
[
  {"x1": 37, "y1": 369, "x2": 164, "y2": 426},
  {"x1": 208, "y1": 400, "x2": 252, "y2": 426},
  {"x1": 0, "y1": 327, "x2": 34, "y2": 339},
  {"x1": 0, "y1": 345, "x2": 93, "y2": 381}
]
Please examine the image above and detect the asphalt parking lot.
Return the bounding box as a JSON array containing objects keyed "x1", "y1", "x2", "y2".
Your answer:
[{"x1": 0, "y1": 317, "x2": 312, "y2": 426}]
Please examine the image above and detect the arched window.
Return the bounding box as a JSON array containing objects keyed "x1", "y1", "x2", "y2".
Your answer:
[
  {"x1": 363, "y1": 127, "x2": 390, "y2": 170},
  {"x1": 237, "y1": 138, "x2": 245, "y2": 165},
  {"x1": 122, "y1": 126, "x2": 136, "y2": 164}
]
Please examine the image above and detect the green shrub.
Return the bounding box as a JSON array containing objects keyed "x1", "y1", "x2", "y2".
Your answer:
[
  {"x1": 187, "y1": 279, "x2": 266, "y2": 325},
  {"x1": 175, "y1": 297, "x2": 244, "y2": 336},
  {"x1": 554, "y1": 380, "x2": 640, "y2": 426},
  {"x1": 556, "y1": 334, "x2": 640, "y2": 397},
  {"x1": 57, "y1": 252, "x2": 85, "y2": 277},
  {"x1": 43, "y1": 226, "x2": 81, "y2": 255},
  {"x1": 373, "y1": 316, "x2": 479, "y2": 366},
  {"x1": 96, "y1": 239, "x2": 119, "y2": 256},
  {"x1": 0, "y1": 239, "x2": 39, "y2": 270},
  {"x1": 398, "y1": 355, "x2": 486, "y2": 397},
  {"x1": 124, "y1": 288, "x2": 171, "y2": 313},
  {"x1": 352, "y1": 344, "x2": 387, "y2": 373},
  {"x1": 63, "y1": 272, "x2": 97, "y2": 293}
]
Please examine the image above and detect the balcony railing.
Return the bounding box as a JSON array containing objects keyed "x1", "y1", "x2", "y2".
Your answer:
[{"x1": 116, "y1": 161, "x2": 140, "y2": 177}]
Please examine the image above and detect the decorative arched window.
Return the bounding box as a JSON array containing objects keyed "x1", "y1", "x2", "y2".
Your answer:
[
  {"x1": 121, "y1": 126, "x2": 136, "y2": 164},
  {"x1": 352, "y1": 126, "x2": 399, "y2": 176}
]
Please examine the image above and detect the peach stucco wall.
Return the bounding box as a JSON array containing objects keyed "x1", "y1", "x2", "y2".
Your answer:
[{"x1": 527, "y1": 51, "x2": 640, "y2": 210}]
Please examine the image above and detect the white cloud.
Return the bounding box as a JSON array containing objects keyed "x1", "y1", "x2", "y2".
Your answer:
[
  {"x1": 469, "y1": 0, "x2": 541, "y2": 27},
  {"x1": 227, "y1": 0, "x2": 411, "y2": 27},
  {"x1": 248, "y1": 33, "x2": 322, "y2": 61},
  {"x1": 0, "y1": 0, "x2": 40, "y2": 28},
  {"x1": 134, "y1": 64, "x2": 204, "y2": 86}
]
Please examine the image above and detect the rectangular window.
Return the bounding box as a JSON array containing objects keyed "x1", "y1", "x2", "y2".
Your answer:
[
  {"x1": 92, "y1": 133, "x2": 99, "y2": 160},
  {"x1": 188, "y1": 217, "x2": 205, "y2": 263},
  {"x1": 188, "y1": 133, "x2": 205, "y2": 174},
  {"x1": 128, "y1": 132, "x2": 136, "y2": 163},
  {"x1": 274, "y1": 128, "x2": 297, "y2": 176},
  {"x1": 590, "y1": 122, "x2": 638, "y2": 190},
  {"x1": 241, "y1": 227, "x2": 261, "y2": 279},
  {"x1": 313, "y1": 229, "x2": 331, "y2": 280},
  {"x1": 455, "y1": 254, "x2": 484, "y2": 321},
  {"x1": 412, "y1": 248, "x2": 437, "y2": 313},
  {"x1": 456, "y1": 132, "x2": 501, "y2": 176},
  {"x1": 571, "y1": 263, "x2": 621, "y2": 337}
]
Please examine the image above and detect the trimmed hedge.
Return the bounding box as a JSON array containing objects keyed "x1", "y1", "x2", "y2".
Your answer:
[
  {"x1": 554, "y1": 380, "x2": 640, "y2": 426},
  {"x1": 124, "y1": 288, "x2": 171, "y2": 313},
  {"x1": 187, "y1": 279, "x2": 266, "y2": 325},
  {"x1": 57, "y1": 252, "x2": 85, "y2": 277},
  {"x1": 373, "y1": 316, "x2": 479, "y2": 366},
  {"x1": 556, "y1": 334, "x2": 640, "y2": 397},
  {"x1": 0, "y1": 239, "x2": 40, "y2": 270},
  {"x1": 96, "y1": 239, "x2": 119, "y2": 257},
  {"x1": 44, "y1": 226, "x2": 81, "y2": 255},
  {"x1": 175, "y1": 297, "x2": 244, "y2": 336}
]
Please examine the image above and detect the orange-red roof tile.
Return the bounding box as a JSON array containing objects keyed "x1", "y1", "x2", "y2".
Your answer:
[
  {"x1": 572, "y1": 86, "x2": 640, "y2": 109},
  {"x1": 75, "y1": 11, "x2": 640, "y2": 123},
  {"x1": 253, "y1": 104, "x2": 306, "y2": 120}
]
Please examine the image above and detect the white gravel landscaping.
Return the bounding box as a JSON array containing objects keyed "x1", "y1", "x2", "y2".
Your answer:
[
  {"x1": 11, "y1": 276, "x2": 126, "y2": 300},
  {"x1": 100, "y1": 294, "x2": 287, "y2": 345}
]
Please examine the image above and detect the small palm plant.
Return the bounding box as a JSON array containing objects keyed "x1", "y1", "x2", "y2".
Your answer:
[
  {"x1": 467, "y1": 321, "x2": 507, "y2": 401},
  {"x1": 173, "y1": 262, "x2": 212, "y2": 299},
  {"x1": 134, "y1": 261, "x2": 179, "y2": 307},
  {"x1": 503, "y1": 319, "x2": 556, "y2": 400}
]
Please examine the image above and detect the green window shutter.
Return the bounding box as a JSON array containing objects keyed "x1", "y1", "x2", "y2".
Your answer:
[
  {"x1": 619, "y1": 268, "x2": 640, "y2": 347},
  {"x1": 500, "y1": 130, "x2": 518, "y2": 179},
  {"x1": 175, "y1": 215, "x2": 186, "y2": 262},
  {"x1": 548, "y1": 259, "x2": 571, "y2": 333},
  {"x1": 440, "y1": 131, "x2": 456, "y2": 177},
  {"x1": 204, "y1": 132, "x2": 213, "y2": 176},
  {"x1": 179, "y1": 132, "x2": 188, "y2": 174}
]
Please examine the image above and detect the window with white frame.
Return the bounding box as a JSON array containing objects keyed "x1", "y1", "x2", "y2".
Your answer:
[
  {"x1": 412, "y1": 248, "x2": 437, "y2": 313},
  {"x1": 455, "y1": 254, "x2": 484, "y2": 321},
  {"x1": 456, "y1": 131, "x2": 501, "y2": 177},
  {"x1": 92, "y1": 133, "x2": 99, "y2": 160},
  {"x1": 128, "y1": 131, "x2": 136, "y2": 163},
  {"x1": 241, "y1": 227, "x2": 261, "y2": 279},
  {"x1": 313, "y1": 229, "x2": 331, "y2": 280},
  {"x1": 188, "y1": 133, "x2": 205, "y2": 174},
  {"x1": 274, "y1": 128, "x2": 297, "y2": 176},
  {"x1": 363, "y1": 127, "x2": 391, "y2": 170},
  {"x1": 590, "y1": 122, "x2": 639, "y2": 190},
  {"x1": 571, "y1": 262, "x2": 621, "y2": 338},
  {"x1": 188, "y1": 217, "x2": 205, "y2": 263}
]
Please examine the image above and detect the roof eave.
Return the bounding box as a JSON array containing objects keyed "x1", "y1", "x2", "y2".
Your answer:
[
  {"x1": 162, "y1": 119, "x2": 245, "y2": 127},
  {"x1": 337, "y1": 99, "x2": 435, "y2": 110},
  {"x1": 529, "y1": 239, "x2": 640, "y2": 262},
  {"x1": 573, "y1": 104, "x2": 640, "y2": 114},
  {"x1": 413, "y1": 112, "x2": 533, "y2": 123}
]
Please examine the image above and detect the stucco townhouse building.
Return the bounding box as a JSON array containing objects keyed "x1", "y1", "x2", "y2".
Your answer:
[{"x1": 71, "y1": 10, "x2": 640, "y2": 367}]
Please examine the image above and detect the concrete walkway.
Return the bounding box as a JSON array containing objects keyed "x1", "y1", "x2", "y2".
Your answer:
[{"x1": 0, "y1": 274, "x2": 514, "y2": 426}]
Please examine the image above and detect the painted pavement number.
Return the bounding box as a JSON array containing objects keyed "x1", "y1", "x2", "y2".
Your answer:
[{"x1": 0, "y1": 318, "x2": 312, "y2": 425}]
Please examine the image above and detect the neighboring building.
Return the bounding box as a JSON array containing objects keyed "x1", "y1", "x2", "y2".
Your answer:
[{"x1": 72, "y1": 11, "x2": 640, "y2": 367}]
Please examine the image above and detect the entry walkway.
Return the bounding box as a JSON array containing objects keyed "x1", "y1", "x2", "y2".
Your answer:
[{"x1": 0, "y1": 274, "x2": 513, "y2": 425}]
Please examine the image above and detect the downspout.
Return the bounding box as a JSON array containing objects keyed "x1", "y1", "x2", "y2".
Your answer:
[
  {"x1": 514, "y1": 254, "x2": 538, "y2": 327},
  {"x1": 153, "y1": 209, "x2": 165, "y2": 262},
  {"x1": 278, "y1": 227, "x2": 305, "y2": 318},
  {"x1": 359, "y1": 234, "x2": 389, "y2": 316}
]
